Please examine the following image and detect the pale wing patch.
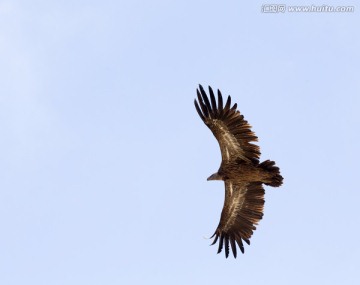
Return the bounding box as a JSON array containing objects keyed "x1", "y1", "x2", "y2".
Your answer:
[
  {"x1": 212, "y1": 120, "x2": 249, "y2": 162},
  {"x1": 228, "y1": 181, "x2": 233, "y2": 196},
  {"x1": 224, "y1": 147, "x2": 229, "y2": 161},
  {"x1": 223, "y1": 182, "x2": 247, "y2": 231}
]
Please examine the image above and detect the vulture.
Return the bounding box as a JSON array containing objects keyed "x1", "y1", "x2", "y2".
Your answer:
[{"x1": 194, "y1": 85, "x2": 283, "y2": 258}]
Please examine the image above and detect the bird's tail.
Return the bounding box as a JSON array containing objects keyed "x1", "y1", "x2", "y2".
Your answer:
[{"x1": 259, "y1": 160, "x2": 283, "y2": 187}]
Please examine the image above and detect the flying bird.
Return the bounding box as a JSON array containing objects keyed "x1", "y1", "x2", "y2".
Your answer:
[{"x1": 194, "y1": 85, "x2": 283, "y2": 258}]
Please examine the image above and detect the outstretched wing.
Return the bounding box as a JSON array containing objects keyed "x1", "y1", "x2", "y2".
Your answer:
[
  {"x1": 210, "y1": 181, "x2": 265, "y2": 258},
  {"x1": 194, "y1": 85, "x2": 260, "y2": 163}
]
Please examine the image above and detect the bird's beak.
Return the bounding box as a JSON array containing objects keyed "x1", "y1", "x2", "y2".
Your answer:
[{"x1": 207, "y1": 173, "x2": 221, "y2": 181}]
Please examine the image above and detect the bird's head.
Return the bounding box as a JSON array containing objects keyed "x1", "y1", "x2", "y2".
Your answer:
[{"x1": 207, "y1": 172, "x2": 223, "y2": 181}]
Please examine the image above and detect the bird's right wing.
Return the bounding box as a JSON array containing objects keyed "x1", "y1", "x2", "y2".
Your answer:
[{"x1": 210, "y1": 181, "x2": 265, "y2": 258}]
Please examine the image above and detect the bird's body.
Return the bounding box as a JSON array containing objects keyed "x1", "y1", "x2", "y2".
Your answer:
[
  {"x1": 217, "y1": 160, "x2": 266, "y2": 182},
  {"x1": 194, "y1": 85, "x2": 283, "y2": 258},
  {"x1": 216, "y1": 159, "x2": 282, "y2": 186}
]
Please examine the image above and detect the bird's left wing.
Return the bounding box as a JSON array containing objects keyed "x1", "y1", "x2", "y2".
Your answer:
[
  {"x1": 210, "y1": 181, "x2": 265, "y2": 258},
  {"x1": 194, "y1": 85, "x2": 260, "y2": 163}
]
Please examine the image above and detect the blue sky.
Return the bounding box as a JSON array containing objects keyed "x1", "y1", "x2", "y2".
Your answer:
[{"x1": 1, "y1": 1, "x2": 359, "y2": 284}]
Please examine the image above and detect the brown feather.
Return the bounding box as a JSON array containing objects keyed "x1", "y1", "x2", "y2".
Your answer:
[
  {"x1": 208, "y1": 86, "x2": 217, "y2": 115},
  {"x1": 194, "y1": 100, "x2": 205, "y2": 121},
  {"x1": 225, "y1": 236, "x2": 230, "y2": 258},
  {"x1": 196, "y1": 90, "x2": 209, "y2": 118},
  {"x1": 217, "y1": 89, "x2": 223, "y2": 115},
  {"x1": 230, "y1": 237, "x2": 237, "y2": 258},
  {"x1": 210, "y1": 233, "x2": 218, "y2": 245},
  {"x1": 224, "y1": 95, "x2": 231, "y2": 112},
  {"x1": 217, "y1": 235, "x2": 224, "y2": 254},
  {"x1": 199, "y1": 85, "x2": 212, "y2": 112}
]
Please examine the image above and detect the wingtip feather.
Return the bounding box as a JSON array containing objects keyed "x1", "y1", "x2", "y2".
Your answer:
[
  {"x1": 225, "y1": 237, "x2": 230, "y2": 258},
  {"x1": 208, "y1": 86, "x2": 217, "y2": 114},
  {"x1": 217, "y1": 235, "x2": 224, "y2": 254}
]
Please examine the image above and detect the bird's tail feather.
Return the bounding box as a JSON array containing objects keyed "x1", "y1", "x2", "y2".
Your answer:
[{"x1": 259, "y1": 160, "x2": 283, "y2": 187}]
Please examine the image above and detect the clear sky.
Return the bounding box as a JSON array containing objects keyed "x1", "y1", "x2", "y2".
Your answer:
[{"x1": 1, "y1": 1, "x2": 359, "y2": 284}]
